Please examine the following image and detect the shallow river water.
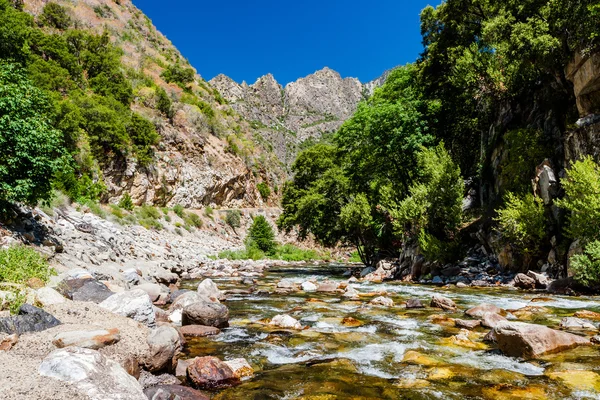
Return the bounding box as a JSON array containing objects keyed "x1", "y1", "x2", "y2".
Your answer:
[{"x1": 182, "y1": 264, "x2": 600, "y2": 399}]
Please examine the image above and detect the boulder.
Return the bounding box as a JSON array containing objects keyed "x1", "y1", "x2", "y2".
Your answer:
[
  {"x1": 432, "y1": 276, "x2": 444, "y2": 284},
  {"x1": 527, "y1": 270, "x2": 550, "y2": 289},
  {"x1": 514, "y1": 273, "x2": 536, "y2": 290},
  {"x1": 269, "y1": 314, "x2": 302, "y2": 330},
  {"x1": 122, "y1": 268, "x2": 141, "y2": 286},
  {"x1": 370, "y1": 296, "x2": 394, "y2": 307},
  {"x1": 465, "y1": 304, "x2": 505, "y2": 319},
  {"x1": 301, "y1": 281, "x2": 317, "y2": 292},
  {"x1": 574, "y1": 310, "x2": 600, "y2": 320},
  {"x1": 343, "y1": 286, "x2": 360, "y2": 300},
  {"x1": 144, "y1": 385, "x2": 209, "y2": 400},
  {"x1": 171, "y1": 291, "x2": 203, "y2": 311},
  {"x1": 430, "y1": 295, "x2": 457, "y2": 311},
  {"x1": 187, "y1": 356, "x2": 239, "y2": 390},
  {"x1": 317, "y1": 281, "x2": 338, "y2": 292},
  {"x1": 406, "y1": 299, "x2": 425, "y2": 309},
  {"x1": 455, "y1": 319, "x2": 481, "y2": 329},
  {"x1": 480, "y1": 312, "x2": 509, "y2": 329},
  {"x1": 154, "y1": 269, "x2": 179, "y2": 285},
  {"x1": 137, "y1": 283, "x2": 163, "y2": 302},
  {"x1": 38, "y1": 347, "x2": 146, "y2": 400},
  {"x1": 182, "y1": 301, "x2": 229, "y2": 328},
  {"x1": 100, "y1": 289, "x2": 157, "y2": 328},
  {"x1": 143, "y1": 326, "x2": 182, "y2": 373},
  {"x1": 0, "y1": 304, "x2": 61, "y2": 334},
  {"x1": 56, "y1": 278, "x2": 114, "y2": 303},
  {"x1": 197, "y1": 278, "x2": 224, "y2": 302},
  {"x1": 559, "y1": 317, "x2": 597, "y2": 331},
  {"x1": 53, "y1": 328, "x2": 120, "y2": 350},
  {"x1": 35, "y1": 287, "x2": 66, "y2": 307},
  {"x1": 224, "y1": 358, "x2": 254, "y2": 379},
  {"x1": 494, "y1": 321, "x2": 590, "y2": 358},
  {"x1": 179, "y1": 325, "x2": 220, "y2": 338},
  {"x1": 167, "y1": 289, "x2": 191, "y2": 304}
]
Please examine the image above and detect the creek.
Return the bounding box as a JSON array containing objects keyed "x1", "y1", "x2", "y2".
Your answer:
[{"x1": 182, "y1": 263, "x2": 600, "y2": 399}]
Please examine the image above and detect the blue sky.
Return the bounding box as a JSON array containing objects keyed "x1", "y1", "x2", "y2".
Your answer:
[{"x1": 132, "y1": 1, "x2": 433, "y2": 85}]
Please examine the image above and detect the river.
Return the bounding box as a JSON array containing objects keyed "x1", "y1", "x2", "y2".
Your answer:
[{"x1": 182, "y1": 263, "x2": 600, "y2": 399}]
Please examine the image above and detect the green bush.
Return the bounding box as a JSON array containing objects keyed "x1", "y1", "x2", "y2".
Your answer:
[
  {"x1": 82, "y1": 199, "x2": 106, "y2": 218},
  {"x1": 495, "y1": 192, "x2": 546, "y2": 255},
  {"x1": 257, "y1": 182, "x2": 271, "y2": 201},
  {"x1": 204, "y1": 206, "x2": 214, "y2": 218},
  {"x1": 127, "y1": 113, "x2": 159, "y2": 167},
  {"x1": 555, "y1": 156, "x2": 600, "y2": 242},
  {"x1": 109, "y1": 204, "x2": 126, "y2": 219},
  {"x1": 273, "y1": 244, "x2": 321, "y2": 262},
  {"x1": 39, "y1": 2, "x2": 71, "y2": 30},
  {"x1": 184, "y1": 211, "x2": 203, "y2": 228},
  {"x1": 225, "y1": 209, "x2": 241, "y2": 229},
  {"x1": 499, "y1": 129, "x2": 548, "y2": 195},
  {"x1": 247, "y1": 215, "x2": 276, "y2": 254},
  {"x1": 0, "y1": 246, "x2": 55, "y2": 284},
  {"x1": 173, "y1": 204, "x2": 184, "y2": 218},
  {"x1": 137, "y1": 205, "x2": 161, "y2": 220},
  {"x1": 161, "y1": 63, "x2": 195, "y2": 87},
  {"x1": 570, "y1": 240, "x2": 600, "y2": 287},
  {"x1": 118, "y1": 193, "x2": 134, "y2": 211},
  {"x1": 156, "y1": 87, "x2": 174, "y2": 119}
]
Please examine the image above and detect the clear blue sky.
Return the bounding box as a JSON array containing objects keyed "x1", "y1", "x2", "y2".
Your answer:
[{"x1": 132, "y1": 1, "x2": 433, "y2": 85}]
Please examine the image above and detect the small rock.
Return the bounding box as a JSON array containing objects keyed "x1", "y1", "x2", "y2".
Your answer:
[
  {"x1": 179, "y1": 325, "x2": 220, "y2": 338},
  {"x1": 224, "y1": 358, "x2": 254, "y2": 379},
  {"x1": 0, "y1": 304, "x2": 61, "y2": 334},
  {"x1": 39, "y1": 347, "x2": 146, "y2": 400},
  {"x1": 405, "y1": 298, "x2": 425, "y2": 309},
  {"x1": 276, "y1": 280, "x2": 295, "y2": 289},
  {"x1": 100, "y1": 289, "x2": 157, "y2": 328},
  {"x1": 430, "y1": 295, "x2": 456, "y2": 311},
  {"x1": 301, "y1": 281, "x2": 317, "y2": 292},
  {"x1": 182, "y1": 301, "x2": 229, "y2": 328},
  {"x1": 269, "y1": 314, "x2": 302, "y2": 330},
  {"x1": 559, "y1": 317, "x2": 597, "y2": 331},
  {"x1": 53, "y1": 328, "x2": 120, "y2": 350},
  {"x1": 167, "y1": 289, "x2": 191, "y2": 304},
  {"x1": 137, "y1": 283, "x2": 164, "y2": 302},
  {"x1": 197, "y1": 278, "x2": 224, "y2": 302},
  {"x1": 514, "y1": 273, "x2": 536, "y2": 290},
  {"x1": 456, "y1": 282, "x2": 468, "y2": 288},
  {"x1": 480, "y1": 312, "x2": 508, "y2": 329},
  {"x1": 187, "y1": 356, "x2": 239, "y2": 390},
  {"x1": 143, "y1": 326, "x2": 181, "y2": 373},
  {"x1": 35, "y1": 287, "x2": 66, "y2": 307},
  {"x1": 574, "y1": 310, "x2": 600, "y2": 320},
  {"x1": 0, "y1": 333, "x2": 18, "y2": 351},
  {"x1": 348, "y1": 277, "x2": 359, "y2": 283},
  {"x1": 370, "y1": 296, "x2": 394, "y2": 307},
  {"x1": 144, "y1": 384, "x2": 209, "y2": 400},
  {"x1": 432, "y1": 276, "x2": 444, "y2": 284},
  {"x1": 317, "y1": 281, "x2": 338, "y2": 292},
  {"x1": 122, "y1": 268, "x2": 141, "y2": 286},
  {"x1": 455, "y1": 319, "x2": 481, "y2": 329},
  {"x1": 465, "y1": 304, "x2": 505, "y2": 319}
]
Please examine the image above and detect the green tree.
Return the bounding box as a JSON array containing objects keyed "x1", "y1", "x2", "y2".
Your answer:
[
  {"x1": 225, "y1": 209, "x2": 241, "y2": 230},
  {"x1": 127, "y1": 113, "x2": 159, "y2": 167},
  {"x1": 39, "y1": 2, "x2": 71, "y2": 30},
  {"x1": 0, "y1": 0, "x2": 33, "y2": 62},
  {"x1": 0, "y1": 63, "x2": 63, "y2": 205},
  {"x1": 570, "y1": 240, "x2": 600, "y2": 287},
  {"x1": 247, "y1": 215, "x2": 276, "y2": 254}
]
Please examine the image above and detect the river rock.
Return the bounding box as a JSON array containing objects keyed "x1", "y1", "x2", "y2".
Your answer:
[
  {"x1": 494, "y1": 321, "x2": 590, "y2": 358},
  {"x1": 465, "y1": 304, "x2": 505, "y2": 319},
  {"x1": 527, "y1": 271, "x2": 550, "y2": 289},
  {"x1": 514, "y1": 273, "x2": 536, "y2": 290},
  {"x1": 182, "y1": 301, "x2": 229, "y2": 328},
  {"x1": 154, "y1": 268, "x2": 179, "y2": 285},
  {"x1": 276, "y1": 280, "x2": 295, "y2": 289},
  {"x1": 35, "y1": 287, "x2": 66, "y2": 307},
  {"x1": 317, "y1": 281, "x2": 338, "y2": 292},
  {"x1": 179, "y1": 325, "x2": 220, "y2": 338},
  {"x1": 480, "y1": 312, "x2": 508, "y2": 328},
  {"x1": 430, "y1": 295, "x2": 457, "y2": 311},
  {"x1": 0, "y1": 304, "x2": 61, "y2": 334},
  {"x1": 197, "y1": 278, "x2": 224, "y2": 302},
  {"x1": 301, "y1": 281, "x2": 317, "y2": 292},
  {"x1": 143, "y1": 326, "x2": 181, "y2": 373},
  {"x1": 559, "y1": 317, "x2": 598, "y2": 331},
  {"x1": 187, "y1": 356, "x2": 239, "y2": 389},
  {"x1": 137, "y1": 283, "x2": 164, "y2": 302},
  {"x1": 144, "y1": 384, "x2": 209, "y2": 400},
  {"x1": 39, "y1": 347, "x2": 146, "y2": 400},
  {"x1": 343, "y1": 286, "x2": 360, "y2": 300},
  {"x1": 224, "y1": 358, "x2": 254, "y2": 379},
  {"x1": 168, "y1": 289, "x2": 191, "y2": 304},
  {"x1": 406, "y1": 298, "x2": 425, "y2": 309},
  {"x1": 57, "y1": 278, "x2": 114, "y2": 303},
  {"x1": 455, "y1": 319, "x2": 481, "y2": 329},
  {"x1": 53, "y1": 328, "x2": 120, "y2": 350},
  {"x1": 574, "y1": 310, "x2": 600, "y2": 320},
  {"x1": 100, "y1": 289, "x2": 156, "y2": 328},
  {"x1": 269, "y1": 314, "x2": 302, "y2": 330},
  {"x1": 370, "y1": 296, "x2": 394, "y2": 307}
]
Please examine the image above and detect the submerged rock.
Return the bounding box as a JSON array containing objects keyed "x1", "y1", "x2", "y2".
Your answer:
[
  {"x1": 559, "y1": 317, "x2": 597, "y2": 331},
  {"x1": 0, "y1": 304, "x2": 61, "y2": 334},
  {"x1": 430, "y1": 295, "x2": 457, "y2": 311},
  {"x1": 494, "y1": 321, "x2": 590, "y2": 358},
  {"x1": 53, "y1": 328, "x2": 120, "y2": 350},
  {"x1": 187, "y1": 356, "x2": 239, "y2": 390},
  {"x1": 405, "y1": 298, "x2": 425, "y2": 309},
  {"x1": 224, "y1": 358, "x2": 254, "y2": 379},
  {"x1": 39, "y1": 347, "x2": 146, "y2": 400},
  {"x1": 182, "y1": 301, "x2": 229, "y2": 328},
  {"x1": 179, "y1": 325, "x2": 220, "y2": 338},
  {"x1": 465, "y1": 304, "x2": 505, "y2": 319},
  {"x1": 370, "y1": 296, "x2": 394, "y2": 307}
]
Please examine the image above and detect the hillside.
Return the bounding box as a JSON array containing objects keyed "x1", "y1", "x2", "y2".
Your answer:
[{"x1": 210, "y1": 68, "x2": 390, "y2": 166}]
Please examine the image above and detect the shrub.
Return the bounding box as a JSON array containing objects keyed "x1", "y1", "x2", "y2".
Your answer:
[
  {"x1": 156, "y1": 87, "x2": 174, "y2": 119},
  {"x1": 173, "y1": 204, "x2": 184, "y2": 218},
  {"x1": 247, "y1": 215, "x2": 276, "y2": 254},
  {"x1": 555, "y1": 156, "x2": 600, "y2": 242},
  {"x1": 82, "y1": 199, "x2": 106, "y2": 218},
  {"x1": 570, "y1": 240, "x2": 600, "y2": 287},
  {"x1": 137, "y1": 205, "x2": 161, "y2": 220},
  {"x1": 225, "y1": 209, "x2": 241, "y2": 229},
  {"x1": 161, "y1": 63, "x2": 195, "y2": 87},
  {"x1": 257, "y1": 182, "x2": 271, "y2": 201},
  {"x1": 0, "y1": 246, "x2": 54, "y2": 284},
  {"x1": 273, "y1": 244, "x2": 321, "y2": 262},
  {"x1": 39, "y1": 2, "x2": 71, "y2": 30},
  {"x1": 127, "y1": 113, "x2": 159, "y2": 167},
  {"x1": 495, "y1": 192, "x2": 547, "y2": 255},
  {"x1": 118, "y1": 193, "x2": 134, "y2": 211},
  {"x1": 184, "y1": 211, "x2": 203, "y2": 228},
  {"x1": 204, "y1": 206, "x2": 214, "y2": 218}
]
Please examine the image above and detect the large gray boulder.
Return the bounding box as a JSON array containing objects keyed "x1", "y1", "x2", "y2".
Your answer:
[
  {"x1": 100, "y1": 289, "x2": 156, "y2": 328},
  {"x1": 143, "y1": 326, "x2": 182, "y2": 373},
  {"x1": 39, "y1": 347, "x2": 146, "y2": 400},
  {"x1": 56, "y1": 278, "x2": 114, "y2": 303},
  {"x1": 494, "y1": 321, "x2": 590, "y2": 358},
  {"x1": 182, "y1": 301, "x2": 229, "y2": 328},
  {"x1": 0, "y1": 304, "x2": 61, "y2": 334}
]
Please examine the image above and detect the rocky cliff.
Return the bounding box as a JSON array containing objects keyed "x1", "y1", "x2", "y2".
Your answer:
[
  {"x1": 210, "y1": 68, "x2": 390, "y2": 166},
  {"x1": 23, "y1": 0, "x2": 284, "y2": 208}
]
